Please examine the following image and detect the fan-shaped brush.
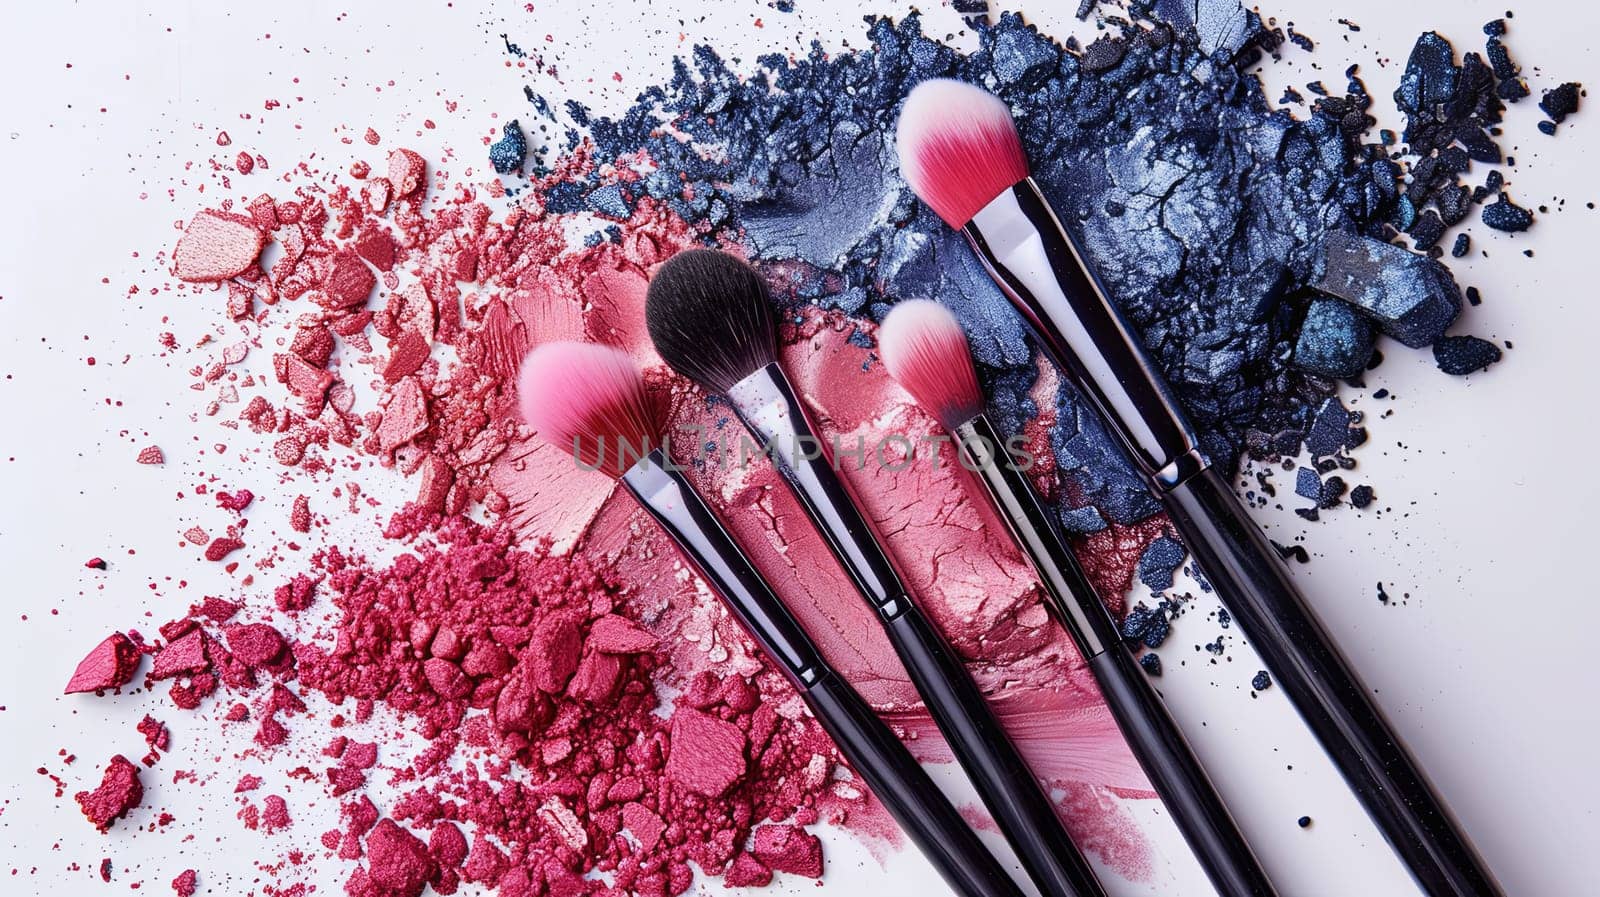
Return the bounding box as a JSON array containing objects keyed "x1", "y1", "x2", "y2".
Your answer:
[
  {"x1": 896, "y1": 78, "x2": 1501, "y2": 897},
  {"x1": 516, "y1": 341, "x2": 1024, "y2": 897},
  {"x1": 880, "y1": 300, "x2": 1277, "y2": 897}
]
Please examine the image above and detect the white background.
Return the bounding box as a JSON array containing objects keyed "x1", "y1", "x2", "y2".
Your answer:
[{"x1": 1, "y1": 1, "x2": 1596, "y2": 895}]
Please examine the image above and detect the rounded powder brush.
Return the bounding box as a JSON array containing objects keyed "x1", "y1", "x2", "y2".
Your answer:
[
  {"x1": 895, "y1": 77, "x2": 1501, "y2": 897},
  {"x1": 879, "y1": 299, "x2": 1278, "y2": 897}
]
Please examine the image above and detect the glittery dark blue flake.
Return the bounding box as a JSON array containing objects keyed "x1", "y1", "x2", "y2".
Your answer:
[
  {"x1": 1432, "y1": 336, "x2": 1502, "y2": 374},
  {"x1": 489, "y1": 120, "x2": 528, "y2": 175},
  {"x1": 1137, "y1": 535, "x2": 1186, "y2": 592}
]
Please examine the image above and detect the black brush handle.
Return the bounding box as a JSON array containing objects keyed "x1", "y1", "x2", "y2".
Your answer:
[
  {"x1": 1088, "y1": 647, "x2": 1277, "y2": 897},
  {"x1": 886, "y1": 604, "x2": 1104, "y2": 897},
  {"x1": 806, "y1": 669, "x2": 1027, "y2": 897},
  {"x1": 729, "y1": 368, "x2": 1105, "y2": 897},
  {"x1": 1166, "y1": 467, "x2": 1501, "y2": 897},
  {"x1": 957, "y1": 416, "x2": 1277, "y2": 896},
  {"x1": 622, "y1": 454, "x2": 1025, "y2": 897}
]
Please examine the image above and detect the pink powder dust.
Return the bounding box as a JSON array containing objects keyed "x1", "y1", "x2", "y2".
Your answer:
[{"x1": 67, "y1": 128, "x2": 1166, "y2": 896}]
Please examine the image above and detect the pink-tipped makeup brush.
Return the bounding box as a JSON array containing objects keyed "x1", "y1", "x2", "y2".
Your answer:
[
  {"x1": 516, "y1": 342, "x2": 1024, "y2": 897},
  {"x1": 879, "y1": 299, "x2": 1277, "y2": 897},
  {"x1": 895, "y1": 77, "x2": 1500, "y2": 897}
]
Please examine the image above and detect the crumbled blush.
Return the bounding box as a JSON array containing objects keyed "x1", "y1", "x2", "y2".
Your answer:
[
  {"x1": 586, "y1": 614, "x2": 658, "y2": 654},
  {"x1": 173, "y1": 210, "x2": 266, "y2": 282},
  {"x1": 64, "y1": 633, "x2": 140, "y2": 694},
  {"x1": 226, "y1": 623, "x2": 286, "y2": 667},
  {"x1": 204, "y1": 537, "x2": 245, "y2": 562},
  {"x1": 725, "y1": 853, "x2": 773, "y2": 887},
  {"x1": 356, "y1": 819, "x2": 436, "y2": 897},
  {"x1": 751, "y1": 824, "x2": 823, "y2": 878},
  {"x1": 75, "y1": 755, "x2": 143, "y2": 831},
  {"x1": 136, "y1": 445, "x2": 165, "y2": 465},
  {"x1": 666, "y1": 709, "x2": 747, "y2": 797},
  {"x1": 171, "y1": 869, "x2": 198, "y2": 897}
]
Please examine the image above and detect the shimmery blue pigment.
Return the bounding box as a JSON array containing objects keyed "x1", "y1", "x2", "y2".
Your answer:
[
  {"x1": 489, "y1": 121, "x2": 527, "y2": 175},
  {"x1": 1137, "y1": 536, "x2": 1186, "y2": 592},
  {"x1": 505, "y1": 6, "x2": 1572, "y2": 535}
]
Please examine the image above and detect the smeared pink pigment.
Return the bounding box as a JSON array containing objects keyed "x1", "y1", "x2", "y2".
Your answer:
[{"x1": 69, "y1": 133, "x2": 1165, "y2": 895}]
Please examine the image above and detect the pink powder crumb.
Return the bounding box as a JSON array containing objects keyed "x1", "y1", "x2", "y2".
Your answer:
[
  {"x1": 751, "y1": 824, "x2": 823, "y2": 878},
  {"x1": 64, "y1": 632, "x2": 140, "y2": 694},
  {"x1": 75, "y1": 755, "x2": 143, "y2": 831},
  {"x1": 171, "y1": 869, "x2": 197, "y2": 897},
  {"x1": 226, "y1": 623, "x2": 286, "y2": 667},
  {"x1": 216, "y1": 489, "x2": 254, "y2": 512},
  {"x1": 235, "y1": 774, "x2": 263, "y2": 793},
  {"x1": 725, "y1": 853, "x2": 773, "y2": 888},
  {"x1": 262, "y1": 794, "x2": 291, "y2": 832},
  {"x1": 387, "y1": 149, "x2": 426, "y2": 197},
  {"x1": 666, "y1": 709, "x2": 747, "y2": 797},
  {"x1": 352, "y1": 819, "x2": 436, "y2": 897},
  {"x1": 136, "y1": 445, "x2": 165, "y2": 465},
  {"x1": 586, "y1": 614, "x2": 657, "y2": 654},
  {"x1": 290, "y1": 495, "x2": 312, "y2": 533},
  {"x1": 173, "y1": 210, "x2": 265, "y2": 282},
  {"x1": 204, "y1": 537, "x2": 245, "y2": 562},
  {"x1": 137, "y1": 715, "x2": 170, "y2": 752}
]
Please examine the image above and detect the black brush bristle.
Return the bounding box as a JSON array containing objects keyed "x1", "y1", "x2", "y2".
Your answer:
[{"x1": 645, "y1": 249, "x2": 778, "y2": 394}]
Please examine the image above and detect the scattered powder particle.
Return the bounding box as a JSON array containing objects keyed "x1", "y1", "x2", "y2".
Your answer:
[
  {"x1": 1481, "y1": 195, "x2": 1533, "y2": 232},
  {"x1": 136, "y1": 445, "x2": 165, "y2": 465},
  {"x1": 1139, "y1": 653, "x2": 1162, "y2": 676},
  {"x1": 74, "y1": 755, "x2": 143, "y2": 831},
  {"x1": 1433, "y1": 336, "x2": 1502, "y2": 374},
  {"x1": 173, "y1": 210, "x2": 266, "y2": 282},
  {"x1": 290, "y1": 495, "x2": 312, "y2": 532},
  {"x1": 204, "y1": 537, "x2": 245, "y2": 562},
  {"x1": 64, "y1": 633, "x2": 140, "y2": 694},
  {"x1": 665, "y1": 709, "x2": 747, "y2": 797},
  {"x1": 84, "y1": 557, "x2": 107, "y2": 570},
  {"x1": 1251, "y1": 670, "x2": 1273, "y2": 691},
  {"x1": 1350, "y1": 484, "x2": 1375, "y2": 508},
  {"x1": 725, "y1": 853, "x2": 773, "y2": 887},
  {"x1": 751, "y1": 824, "x2": 823, "y2": 878},
  {"x1": 387, "y1": 148, "x2": 428, "y2": 197},
  {"x1": 1135, "y1": 535, "x2": 1185, "y2": 592},
  {"x1": 488, "y1": 120, "x2": 527, "y2": 174},
  {"x1": 1298, "y1": 815, "x2": 1313, "y2": 828},
  {"x1": 171, "y1": 869, "x2": 198, "y2": 897}
]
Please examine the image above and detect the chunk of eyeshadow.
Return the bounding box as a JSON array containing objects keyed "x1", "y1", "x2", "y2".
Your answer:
[
  {"x1": 1314, "y1": 231, "x2": 1461, "y2": 347},
  {"x1": 1292, "y1": 297, "x2": 1375, "y2": 378},
  {"x1": 1139, "y1": 653, "x2": 1163, "y2": 676},
  {"x1": 1481, "y1": 195, "x2": 1533, "y2": 232},
  {"x1": 1432, "y1": 336, "x2": 1502, "y2": 374},
  {"x1": 1540, "y1": 82, "x2": 1581, "y2": 122}
]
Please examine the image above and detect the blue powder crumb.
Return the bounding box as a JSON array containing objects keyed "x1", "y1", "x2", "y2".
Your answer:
[
  {"x1": 1137, "y1": 535, "x2": 1186, "y2": 592},
  {"x1": 1217, "y1": 607, "x2": 1231, "y2": 628},
  {"x1": 1377, "y1": 582, "x2": 1391, "y2": 603},
  {"x1": 1350, "y1": 484, "x2": 1375, "y2": 508},
  {"x1": 1315, "y1": 232, "x2": 1461, "y2": 348},
  {"x1": 1139, "y1": 652, "x2": 1162, "y2": 676},
  {"x1": 526, "y1": 8, "x2": 1573, "y2": 533},
  {"x1": 1305, "y1": 397, "x2": 1352, "y2": 457},
  {"x1": 1482, "y1": 195, "x2": 1533, "y2": 231},
  {"x1": 1541, "y1": 82, "x2": 1581, "y2": 122},
  {"x1": 1058, "y1": 505, "x2": 1108, "y2": 534},
  {"x1": 1298, "y1": 815, "x2": 1313, "y2": 828},
  {"x1": 1293, "y1": 297, "x2": 1374, "y2": 378},
  {"x1": 1318, "y1": 475, "x2": 1347, "y2": 508},
  {"x1": 1295, "y1": 467, "x2": 1322, "y2": 500},
  {"x1": 1433, "y1": 336, "x2": 1502, "y2": 374},
  {"x1": 1451, "y1": 233, "x2": 1471, "y2": 257},
  {"x1": 586, "y1": 183, "x2": 633, "y2": 219},
  {"x1": 1121, "y1": 604, "x2": 1170, "y2": 649},
  {"x1": 489, "y1": 120, "x2": 527, "y2": 175},
  {"x1": 1538, "y1": 121, "x2": 1558, "y2": 136},
  {"x1": 1280, "y1": 86, "x2": 1303, "y2": 104},
  {"x1": 1252, "y1": 670, "x2": 1273, "y2": 690},
  {"x1": 1205, "y1": 636, "x2": 1226, "y2": 656}
]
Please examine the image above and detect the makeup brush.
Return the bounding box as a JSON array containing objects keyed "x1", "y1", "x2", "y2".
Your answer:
[
  {"x1": 517, "y1": 341, "x2": 1025, "y2": 897},
  {"x1": 646, "y1": 250, "x2": 1106, "y2": 897},
  {"x1": 879, "y1": 299, "x2": 1277, "y2": 897},
  {"x1": 896, "y1": 77, "x2": 1501, "y2": 897}
]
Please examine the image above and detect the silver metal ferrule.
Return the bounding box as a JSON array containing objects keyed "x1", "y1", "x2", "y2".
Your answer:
[
  {"x1": 964, "y1": 178, "x2": 1208, "y2": 491},
  {"x1": 727, "y1": 362, "x2": 910, "y2": 618}
]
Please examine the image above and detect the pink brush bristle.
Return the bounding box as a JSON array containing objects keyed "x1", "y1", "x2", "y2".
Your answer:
[
  {"x1": 517, "y1": 342, "x2": 661, "y2": 479},
  {"x1": 878, "y1": 300, "x2": 985, "y2": 430},
  {"x1": 894, "y1": 79, "x2": 1030, "y2": 229}
]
